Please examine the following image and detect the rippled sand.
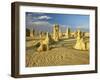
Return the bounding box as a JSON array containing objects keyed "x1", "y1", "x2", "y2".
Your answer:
[{"x1": 26, "y1": 39, "x2": 89, "y2": 67}]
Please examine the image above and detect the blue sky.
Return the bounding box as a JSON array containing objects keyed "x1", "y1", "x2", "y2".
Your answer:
[{"x1": 26, "y1": 12, "x2": 90, "y2": 32}]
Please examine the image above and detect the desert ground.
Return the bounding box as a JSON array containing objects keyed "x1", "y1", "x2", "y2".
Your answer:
[{"x1": 26, "y1": 37, "x2": 89, "y2": 67}]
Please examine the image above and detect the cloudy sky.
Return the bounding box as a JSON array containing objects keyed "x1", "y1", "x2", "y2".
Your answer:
[{"x1": 26, "y1": 12, "x2": 89, "y2": 32}]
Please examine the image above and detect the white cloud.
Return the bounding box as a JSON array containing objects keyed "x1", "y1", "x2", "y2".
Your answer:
[
  {"x1": 37, "y1": 15, "x2": 52, "y2": 20},
  {"x1": 32, "y1": 15, "x2": 52, "y2": 20}
]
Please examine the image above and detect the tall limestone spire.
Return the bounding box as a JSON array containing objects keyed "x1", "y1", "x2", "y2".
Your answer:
[{"x1": 53, "y1": 24, "x2": 59, "y2": 41}]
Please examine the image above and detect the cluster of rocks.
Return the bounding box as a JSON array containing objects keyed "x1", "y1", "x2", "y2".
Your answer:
[{"x1": 26, "y1": 24, "x2": 89, "y2": 52}]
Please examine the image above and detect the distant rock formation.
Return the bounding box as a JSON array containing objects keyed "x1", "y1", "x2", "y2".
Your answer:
[
  {"x1": 30, "y1": 29, "x2": 35, "y2": 38},
  {"x1": 59, "y1": 29, "x2": 63, "y2": 39},
  {"x1": 66, "y1": 27, "x2": 71, "y2": 38}
]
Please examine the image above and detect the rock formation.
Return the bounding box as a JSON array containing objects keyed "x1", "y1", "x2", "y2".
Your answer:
[
  {"x1": 59, "y1": 29, "x2": 63, "y2": 39},
  {"x1": 74, "y1": 29, "x2": 87, "y2": 50},
  {"x1": 53, "y1": 24, "x2": 59, "y2": 41},
  {"x1": 66, "y1": 27, "x2": 70, "y2": 38},
  {"x1": 30, "y1": 29, "x2": 35, "y2": 38},
  {"x1": 37, "y1": 32, "x2": 49, "y2": 52}
]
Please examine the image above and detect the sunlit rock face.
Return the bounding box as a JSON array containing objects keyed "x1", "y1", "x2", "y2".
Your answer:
[
  {"x1": 74, "y1": 29, "x2": 89, "y2": 50},
  {"x1": 53, "y1": 24, "x2": 59, "y2": 41},
  {"x1": 74, "y1": 37, "x2": 86, "y2": 50},
  {"x1": 37, "y1": 32, "x2": 49, "y2": 52}
]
